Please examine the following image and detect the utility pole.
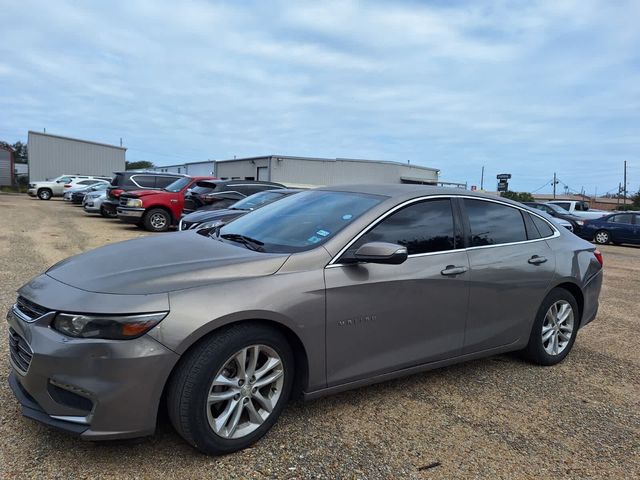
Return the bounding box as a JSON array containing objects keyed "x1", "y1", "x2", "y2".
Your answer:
[
  {"x1": 480, "y1": 166, "x2": 484, "y2": 190},
  {"x1": 623, "y1": 160, "x2": 628, "y2": 206},
  {"x1": 553, "y1": 172, "x2": 557, "y2": 199},
  {"x1": 617, "y1": 183, "x2": 621, "y2": 207}
]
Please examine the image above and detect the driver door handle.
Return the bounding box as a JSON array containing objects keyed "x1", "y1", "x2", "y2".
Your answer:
[
  {"x1": 441, "y1": 265, "x2": 468, "y2": 276},
  {"x1": 528, "y1": 255, "x2": 547, "y2": 265}
]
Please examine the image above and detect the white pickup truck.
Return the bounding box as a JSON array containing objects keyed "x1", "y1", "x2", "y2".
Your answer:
[{"x1": 547, "y1": 200, "x2": 608, "y2": 220}]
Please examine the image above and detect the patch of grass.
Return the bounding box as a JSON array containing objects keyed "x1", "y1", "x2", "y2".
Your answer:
[{"x1": 0, "y1": 185, "x2": 28, "y2": 193}]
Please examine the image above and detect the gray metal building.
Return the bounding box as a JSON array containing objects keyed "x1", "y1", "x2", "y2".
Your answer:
[
  {"x1": 0, "y1": 144, "x2": 14, "y2": 186},
  {"x1": 151, "y1": 160, "x2": 215, "y2": 176},
  {"x1": 27, "y1": 131, "x2": 126, "y2": 181},
  {"x1": 214, "y1": 155, "x2": 440, "y2": 187}
]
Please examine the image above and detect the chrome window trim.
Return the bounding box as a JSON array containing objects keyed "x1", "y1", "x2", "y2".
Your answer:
[{"x1": 326, "y1": 194, "x2": 559, "y2": 268}]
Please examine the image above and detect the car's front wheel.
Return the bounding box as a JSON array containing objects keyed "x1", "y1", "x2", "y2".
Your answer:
[
  {"x1": 521, "y1": 288, "x2": 579, "y2": 366},
  {"x1": 144, "y1": 208, "x2": 171, "y2": 232},
  {"x1": 594, "y1": 230, "x2": 610, "y2": 244},
  {"x1": 167, "y1": 323, "x2": 294, "y2": 455},
  {"x1": 37, "y1": 188, "x2": 52, "y2": 200}
]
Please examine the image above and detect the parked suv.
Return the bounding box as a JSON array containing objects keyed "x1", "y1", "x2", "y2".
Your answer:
[
  {"x1": 100, "y1": 171, "x2": 185, "y2": 218},
  {"x1": 28, "y1": 175, "x2": 110, "y2": 200},
  {"x1": 523, "y1": 202, "x2": 585, "y2": 235},
  {"x1": 183, "y1": 180, "x2": 285, "y2": 214},
  {"x1": 117, "y1": 176, "x2": 216, "y2": 232}
]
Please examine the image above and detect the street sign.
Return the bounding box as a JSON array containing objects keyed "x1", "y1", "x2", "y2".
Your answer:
[
  {"x1": 497, "y1": 180, "x2": 509, "y2": 192},
  {"x1": 496, "y1": 173, "x2": 511, "y2": 180}
]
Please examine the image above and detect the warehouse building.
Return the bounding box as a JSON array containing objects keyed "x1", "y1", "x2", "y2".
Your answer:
[
  {"x1": 27, "y1": 131, "x2": 126, "y2": 182},
  {"x1": 151, "y1": 160, "x2": 215, "y2": 176},
  {"x1": 214, "y1": 155, "x2": 440, "y2": 187},
  {"x1": 0, "y1": 144, "x2": 15, "y2": 186}
]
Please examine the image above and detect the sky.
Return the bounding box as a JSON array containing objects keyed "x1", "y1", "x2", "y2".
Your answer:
[{"x1": 0, "y1": 0, "x2": 638, "y2": 194}]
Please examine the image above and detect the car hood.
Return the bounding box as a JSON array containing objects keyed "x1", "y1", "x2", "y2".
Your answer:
[
  {"x1": 182, "y1": 208, "x2": 247, "y2": 223},
  {"x1": 46, "y1": 232, "x2": 289, "y2": 295},
  {"x1": 122, "y1": 189, "x2": 167, "y2": 198}
]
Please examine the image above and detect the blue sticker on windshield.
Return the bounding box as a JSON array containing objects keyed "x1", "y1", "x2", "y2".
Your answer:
[
  {"x1": 307, "y1": 236, "x2": 321, "y2": 244},
  {"x1": 342, "y1": 214, "x2": 353, "y2": 220},
  {"x1": 317, "y1": 229, "x2": 330, "y2": 237}
]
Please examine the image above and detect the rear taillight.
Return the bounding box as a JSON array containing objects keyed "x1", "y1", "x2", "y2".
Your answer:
[
  {"x1": 111, "y1": 189, "x2": 124, "y2": 198},
  {"x1": 64, "y1": 184, "x2": 72, "y2": 188},
  {"x1": 594, "y1": 249, "x2": 603, "y2": 267}
]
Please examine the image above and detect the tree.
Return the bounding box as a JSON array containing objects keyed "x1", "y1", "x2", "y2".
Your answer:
[
  {"x1": 0, "y1": 140, "x2": 28, "y2": 163},
  {"x1": 500, "y1": 191, "x2": 534, "y2": 202},
  {"x1": 125, "y1": 160, "x2": 155, "y2": 170},
  {"x1": 632, "y1": 189, "x2": 640, "y2": 208}
]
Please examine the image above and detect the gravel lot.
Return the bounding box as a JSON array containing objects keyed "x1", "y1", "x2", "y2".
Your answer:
[{"x1": 0, "y1": 194, "x2": 638, "y2": 479}]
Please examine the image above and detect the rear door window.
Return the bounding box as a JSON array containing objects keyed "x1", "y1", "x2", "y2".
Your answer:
[
  {"x1": 552, "y1": 202, "x2": 571, "y2": 211},
  {"x1": 345, "y1": 198, "x2": 458, "y2": 256},
  {"x1": 464, "y1": 199, "x2": 527, "y2": 246},
  {"x1": 155, "y1": 176, "x2": 181, "y2": 188},
  {"x1": 130, "y1": 175, "x2": 156, "y2": 188},
  {"x1": 608, "y1": 214, "x2": 634, "y2": 224}
]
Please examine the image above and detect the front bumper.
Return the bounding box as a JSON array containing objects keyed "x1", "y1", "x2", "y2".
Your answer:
[
  {"x1": 6, "y1": 291, "x2": 179, "y2": 440},
  {"x1": 27, "y1": 188, "x2": 37, "y2": 197},
  {"x1": 117, "y1": 207, "x2": 145, "y2": 223}
]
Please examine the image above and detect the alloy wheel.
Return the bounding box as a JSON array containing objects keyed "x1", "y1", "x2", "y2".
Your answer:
[
  {"x1": 149, "y1": 212, "x2": 167, "y2": 230},
  {"x1": 206, "y1": 345, "x2": 284, "y2": 439},
  {"x1": 595, "y1": 231, "x2": 609, "y2": 244},
  {"x1": 541, "y1": 300, "x2": 574, "y2": 356}
]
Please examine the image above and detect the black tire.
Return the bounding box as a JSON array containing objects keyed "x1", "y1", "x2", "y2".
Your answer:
[
  {"x1": 143, "y1": 208, "x2": 171, "y2": 232},
  {"x1": 594, "y1": 230, "x2": 610, "y2": 245},
  {"x1": 521, "y1": 288, "x2": 579, "y2": 366},
  {"x1": 167, "y1": 323, "x2": 294, "y2": 455},
  {"x1": 100, "y1": 205, "x2": 117, "y2": 218},
  {"x1": 37, "y1": 188, "x2": 52, "y2": 200}
]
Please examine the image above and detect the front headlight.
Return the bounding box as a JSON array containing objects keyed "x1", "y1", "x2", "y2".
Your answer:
[
  {"x1": 575, "y1": 220, "x2": 585, "y2": 226},
  {"x1": 53, "y1": 312, "x2": 167, "y2": 339},
  {"x1": 126, "y1": 198, "x2": 143, "y2": 208},
  {"x1": 198, "y1": 219, "x2": 225, "y2": 230}
]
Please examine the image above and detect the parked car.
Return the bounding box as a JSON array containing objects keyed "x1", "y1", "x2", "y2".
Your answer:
[
  {"x1": 69, "y1": 182, "x2": 109, "y2": 204},
  {"x1": 101, "y1": 171, "x2": 186, "y2": 218},
  {"x1": 179, "y1": 189, "x2": 302, "y2": 231},
  {"x1": 83, "y1": 191, "x2": 108, "y2": 214},
  {"x1": 547, "y1": 200, "x2": 607, "y2": 220},
  {"x1": 523, "y1": 201, "x2": 585, "y2": 234},
  {"x1": 578, "y1": 212, "x2": 640, "y2": 245},
  {"x1": 117, "y1": 176, "x2": 216, "y2": 232},
  {"x1": 7, "y1": 185, "x2": 603, "y2": 455},
  {"x1": 28, "y1": 175, "x2": 109, "y2": 200},
  {"x1": 183, "y1": 180, "x2": 285, "y2": 214},
  {"x1": 63, "y1": 178, "x2": 110, "y2": 194}
]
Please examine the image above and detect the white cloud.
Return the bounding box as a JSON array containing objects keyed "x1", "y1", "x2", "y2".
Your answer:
[{"x1": 0, "y1": 0, "x2": 638, "y2": 191}]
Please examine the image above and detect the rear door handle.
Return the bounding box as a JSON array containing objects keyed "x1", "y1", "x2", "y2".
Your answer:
[
  {"x1": 528, "y1": 255, "x2": 547, "y2": 265},
  {"x1": 441, "y1": 265, "x2": 468, "y2": 276}
]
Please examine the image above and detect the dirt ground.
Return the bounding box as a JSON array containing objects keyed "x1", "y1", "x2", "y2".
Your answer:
[{"x1": 0, "y1": 194, "x2": 638, "y2": 479}]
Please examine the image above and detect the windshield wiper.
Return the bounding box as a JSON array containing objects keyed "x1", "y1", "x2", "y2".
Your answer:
[{"x1": 220, "y1": 233, "x2": 265, "y2": 252}]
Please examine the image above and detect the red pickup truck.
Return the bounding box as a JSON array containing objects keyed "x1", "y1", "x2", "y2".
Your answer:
[{"x1": 116, "y1": 176, "x2": 215, "y2": 232}]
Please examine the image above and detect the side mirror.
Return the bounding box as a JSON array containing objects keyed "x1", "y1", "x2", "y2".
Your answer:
[{"x1": 354, "y1": 242, "x2": 408, "y2": 265}]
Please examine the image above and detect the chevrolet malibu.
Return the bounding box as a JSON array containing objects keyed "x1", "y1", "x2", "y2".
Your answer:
[{"x1": 7, "y1": 185, "x2": 603, "y2": 455}]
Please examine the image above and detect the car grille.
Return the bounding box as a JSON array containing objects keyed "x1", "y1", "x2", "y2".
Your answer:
[
  {"x1": 8, "y1": 327, "x2": 33, "y2": 374},
  {"x1": 119, "y1": 197, "x2": 129, "y2": 207},
  {"x1": 15, "y1": 296, "x2": 49, "y2": 321}
]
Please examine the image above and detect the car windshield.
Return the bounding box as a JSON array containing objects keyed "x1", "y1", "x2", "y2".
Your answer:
[
  {"x1": 543, "y1": 203, "x2": 566, "y2": 213},
  {"x1": 165, "y1": 177, "x2": 192, "y2": 192},
  {"x1": 230, "y1": 191, "x2": 288, "y2": 211},
  {"x1": 217, "y1": 190, "x2": 384, "y2": 253}
]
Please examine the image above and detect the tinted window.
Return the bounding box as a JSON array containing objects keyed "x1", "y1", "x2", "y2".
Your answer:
[
  {"x1": 345, "y1": 199, "x2": 457, "y2": 256},
  {"x1": 191, "y1": 182, "x2": 221, "y2": 195},
  {"x1": 111, "y1": 173, "x2": 123, "y2": 186},
  {"x1": 218, "y1": 191, "x2": 383, "y2": 253},
  {"x1": 155, "y1": 176, "x2": 181, "y2": 188},
  {"x1": 608, "y1": 214, "x2": 634, "y2": 224},
  {"x1": 231, "y1": 191, "x2": 287, "y2": 210},
  {"x1": 164, "y1": 177, "x2": 191, "y2": 192},
  {"x1": 131, "y1": 175, "x2": 156, "y2": 188},
  {"x1": 465, "y1": 199, "x2": 527, "y2": 246},
  {"x1": 531, "y1": 215, "x2": 555, "y2": 238},
  {"x1": 78, "y1": 180, "x2": 97, "y2": 185},
  {"x1": 552, "y1": 202, "x2": 571, "y2": 211}
]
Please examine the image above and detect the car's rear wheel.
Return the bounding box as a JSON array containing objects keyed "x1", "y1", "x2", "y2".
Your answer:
[
  {"x1": 144, "y1": 208, "x2": 171, "y2": 232},
  {"x1": 100, "y1": 205, "x2": 117, "y2": 218},
  {"x1": 594, "y1": 230, "x2": 610, "y2": 244},
  {"x1": 521, "y1": 288, "x2": 579, "y2": 366},
  {"x1": 37, "y1": 188, "x2": 52, "y2": 200},
  {"x1": 167, "y1": 323, "x2": 294, "y2": 455}
]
